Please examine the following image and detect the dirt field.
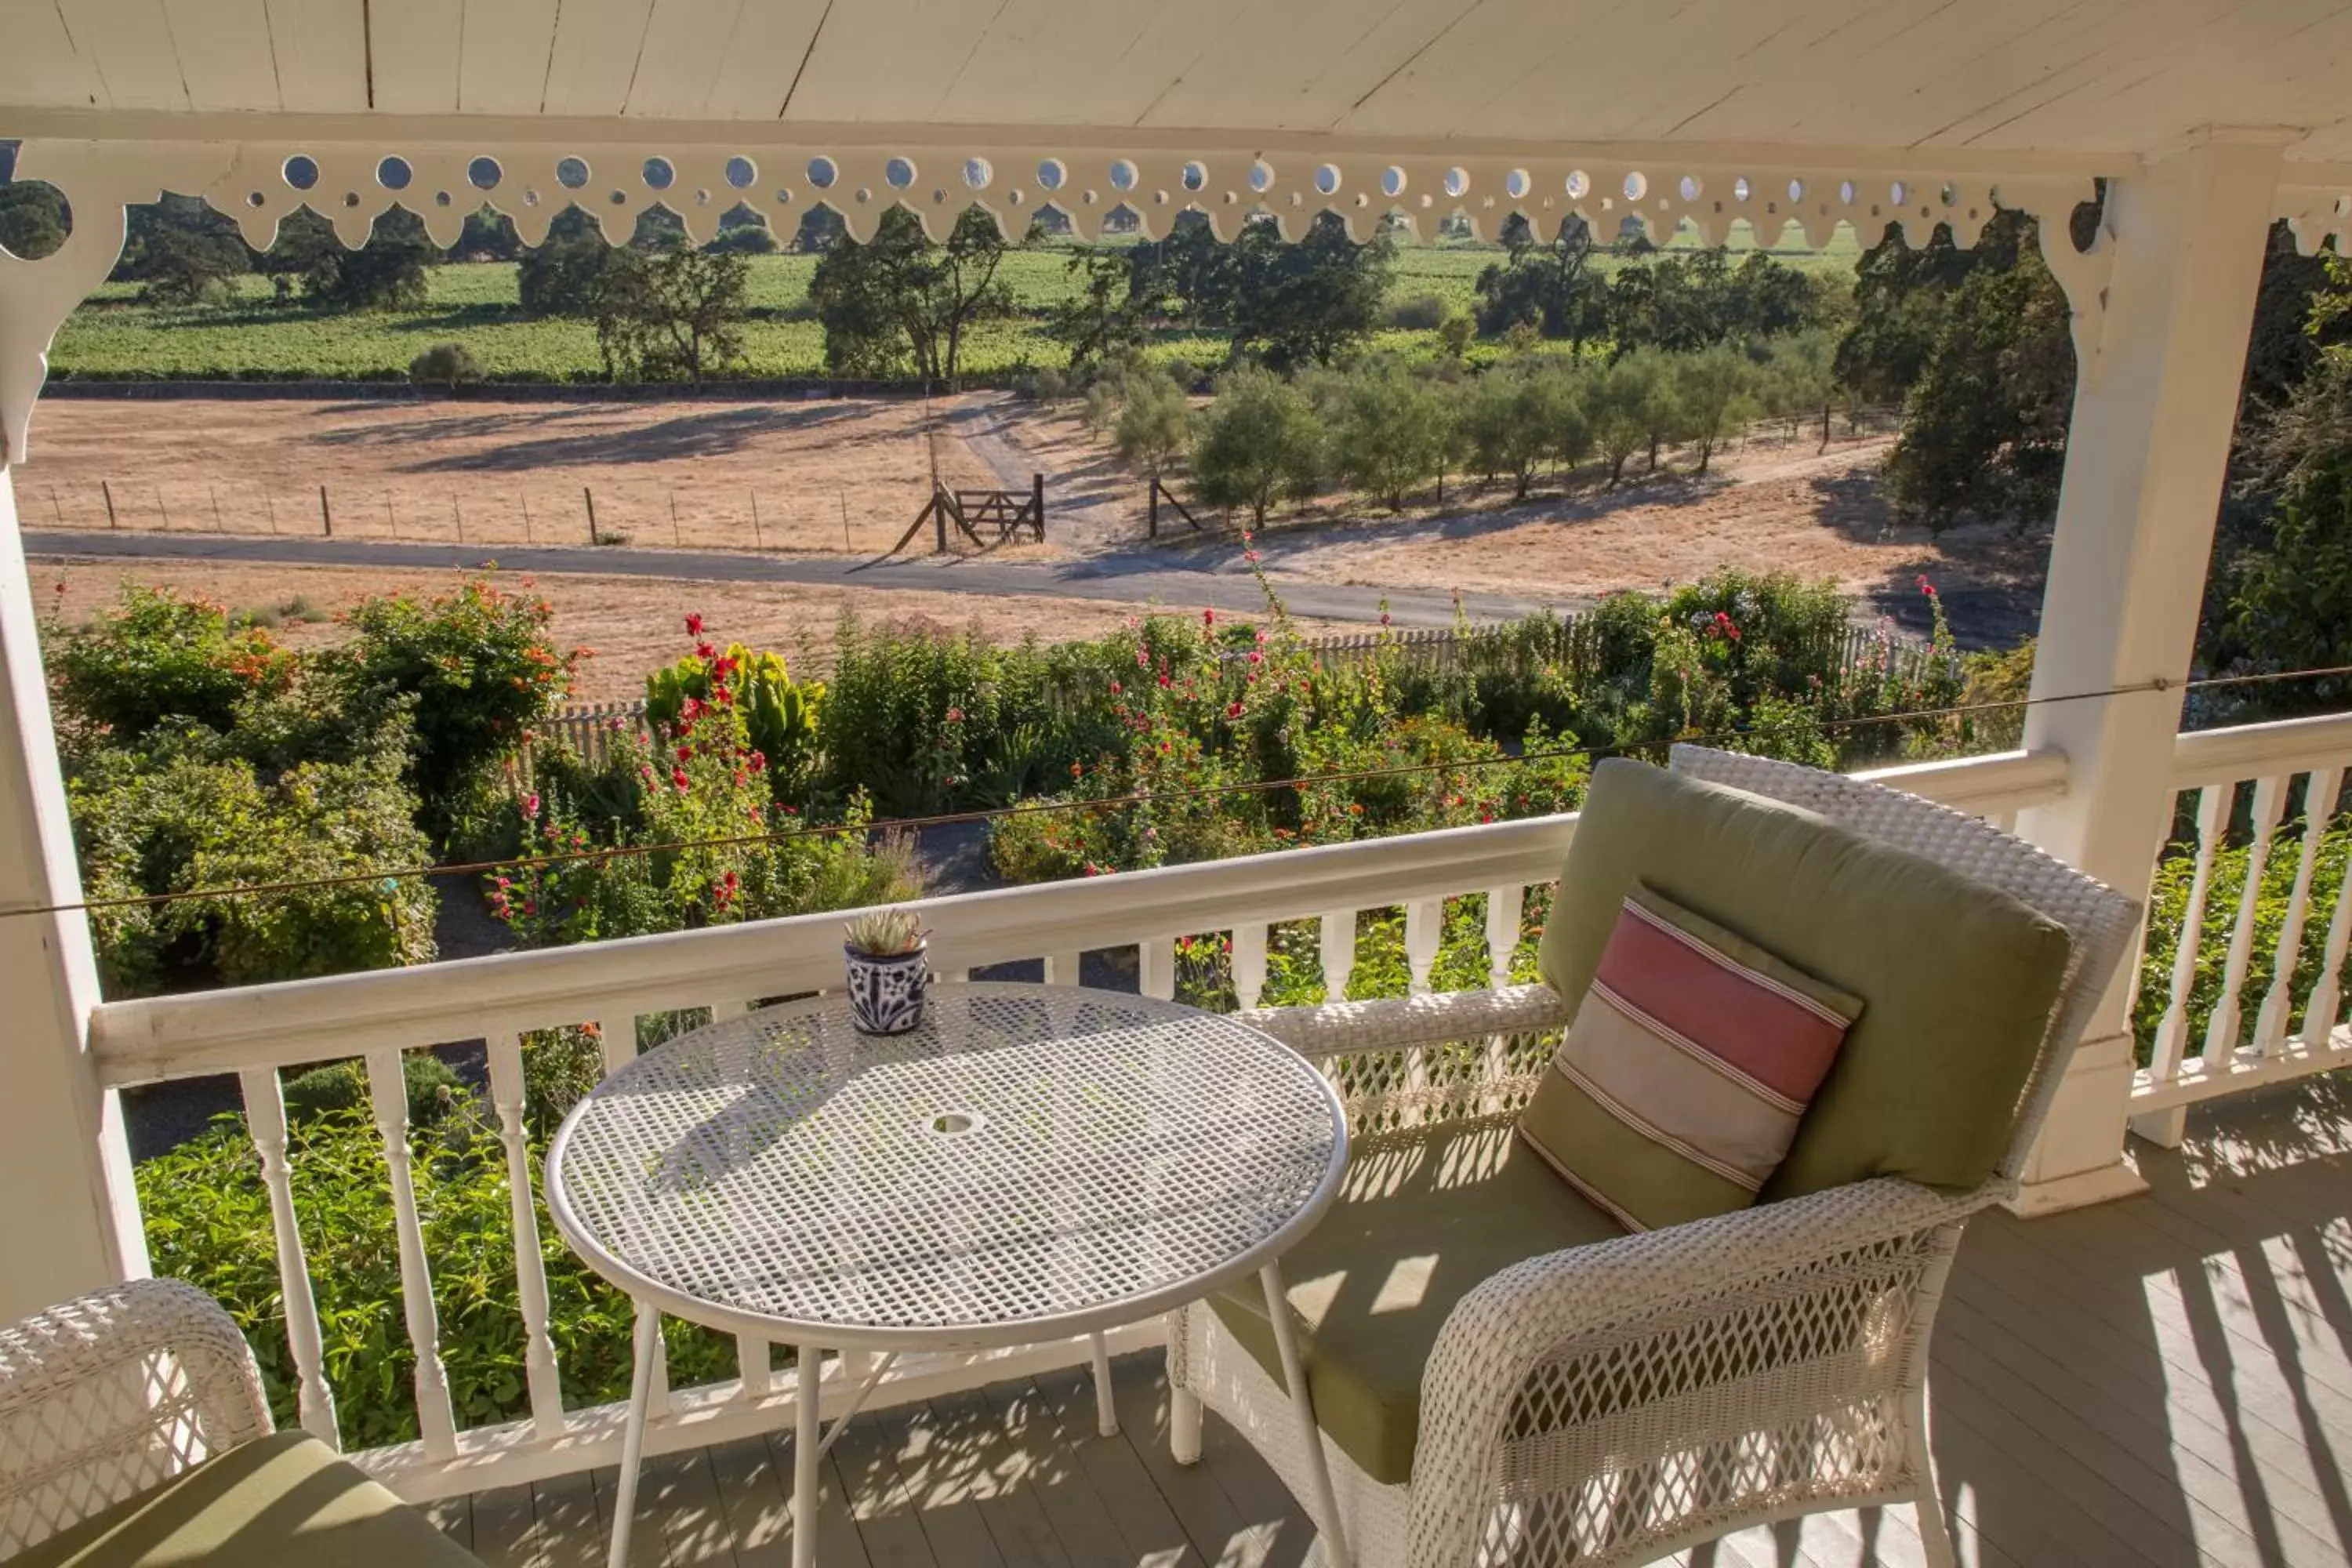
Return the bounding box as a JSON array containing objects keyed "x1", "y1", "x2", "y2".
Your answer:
[
  {"x1": 34, "y1": 558, "x2": 1345, "y2": 702},
  {"x1": 14, "y1": 396, "x2": 1023, "y2": 557}
]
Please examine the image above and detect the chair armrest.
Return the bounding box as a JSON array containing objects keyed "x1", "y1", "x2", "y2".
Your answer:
[
  {"x1": 1240, "y1": 983, "x2": 1571, "y2": 1062},
  {"x1": 1406, "y1": 1177, "x2": 1989, "y2": 1563},
  {"x1": 0, "y1": 1279, "x2": 274, "y2": 1557}
]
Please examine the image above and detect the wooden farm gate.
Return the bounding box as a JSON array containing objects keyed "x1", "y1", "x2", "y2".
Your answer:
[{"x1": 892, "y1": 474, "x2": 1046, "y2": 554}]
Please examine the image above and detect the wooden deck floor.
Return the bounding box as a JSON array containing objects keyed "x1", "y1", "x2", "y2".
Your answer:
[{"x1": 428, "y1": 1080, "x2": 2352, "y2": 1567}]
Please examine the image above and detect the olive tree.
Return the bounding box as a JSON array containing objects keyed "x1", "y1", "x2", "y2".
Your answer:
[{"x1": 1190, "y1": 367, "x2": 1325, "y2": 526}]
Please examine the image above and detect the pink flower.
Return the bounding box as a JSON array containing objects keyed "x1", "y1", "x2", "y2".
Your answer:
[
  {"x1": 1109, "y1": 680, "x2": 1123, "y2": 695},
  {"x1": 1380, "y1": 611, "x2": 1392, "y2": 627},
  {"x1": 1246, "y1": 650, "x2": 1262, "y2": 665},
  {"x1": 945, "y1": 706, "x2": 964, "y2": 723},
  {"x1": 523, "y1": 793, "x2": 540, "y2": 817}
]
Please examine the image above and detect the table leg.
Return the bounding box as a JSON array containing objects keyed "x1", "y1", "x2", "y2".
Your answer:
[
  {"x1": 792, "y1": 1345, "x2": 822, "y2": 1568},
  {"x1": 1261, "y1": 1260, "x2": 1352, "y2": 1568},
  {"x1": 607, "y1": 1301, "x2": 660, "y2": 1568},
  {"x1": 1088, "y1": 1331, "x2": 1120, "y2": 1437}
]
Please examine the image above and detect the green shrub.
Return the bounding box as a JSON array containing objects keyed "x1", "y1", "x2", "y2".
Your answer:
[
  {"x1": 644, "y1": 630, "x2": 822, "y2": 800},
  {"x1": 1385, "y1": 292, "x2": 1450, "y2": 331},
  {"x1": 69, "y1": 742, "x2": 437, "y2": 996},
  {"x1": 282, "y1": 1054, "x2": 469, "y2": 1126},
  {"x1": 137, "y1": 1101, "x2": 735, "y2": 1450},
  {"x1": 408, "y1": 341, "x2": 485, "y2": 388},
  {"x1": 336, "y1": 578, "x2": 580, "y2": 836},
  {"x1": 50, "y1": 585, "x2": 296, "y2": 739}
]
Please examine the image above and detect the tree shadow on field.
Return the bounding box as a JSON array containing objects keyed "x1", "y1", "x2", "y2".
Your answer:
[
  {"x1": 308, "y1": 404, "x2": 612, "y2": 441},
  {"x1": 383, "y1": 405, "x2": 868, "y2": 471},
  {"x1": 1809, "y1": 469, "x2": 1899, "y2": 539}
]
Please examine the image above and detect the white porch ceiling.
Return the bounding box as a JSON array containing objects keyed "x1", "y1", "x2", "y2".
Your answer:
[{"x1": 2, "y1": 0, "x2": 2351, "y2": 165}]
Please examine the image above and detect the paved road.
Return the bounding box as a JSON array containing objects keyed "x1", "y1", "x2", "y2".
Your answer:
[{"x1": 22, "y1": 530, "x2": 1563, "y2": 627}]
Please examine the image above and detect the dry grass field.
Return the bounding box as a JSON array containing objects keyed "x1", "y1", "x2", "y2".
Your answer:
[{"x1": 15, "y1": 396, "x2": 1022, "y2": 557}]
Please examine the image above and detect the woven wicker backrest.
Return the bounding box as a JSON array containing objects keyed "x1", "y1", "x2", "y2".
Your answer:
[{"x1": 1666, "y1": 746, "x2": 2142, "y2": 1185}]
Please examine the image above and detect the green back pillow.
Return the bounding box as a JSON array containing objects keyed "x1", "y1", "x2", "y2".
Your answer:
[{"x1": 1534, "y1": 759, "x2": 2074, "y2": 1198}]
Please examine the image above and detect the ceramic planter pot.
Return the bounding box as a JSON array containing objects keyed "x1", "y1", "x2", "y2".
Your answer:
[{"x1": 844, "y1": 942, "x2": 929, "y2": 1035}]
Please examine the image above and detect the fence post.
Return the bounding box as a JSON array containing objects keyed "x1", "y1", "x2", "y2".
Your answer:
[
  {"x1": 1148, "y1": 480, "x2": 1159, "y2": 539},
  {"x1": 209, "y1": 485, "x2": 223, "y2": 532},
  {"x1": 320, "y1": 485, "x2": 332, "y2": 537},
  {"x1": 264, "y1": 490, "x2": 278, "y2": 535},
  {"x1": 750, "y1": 491, "x2": 763, "y2": 550},
  {"x1": 669, "y1": 492, "x2": 681, "y2": 546},
  {"x1": 521, "y1": 492, "x2": 532, "y2": 544},
  {"x1": 840, "y1": 490, "x2": 852, "y2": 554},
  {"x1": 155, "y1": 488, "x2": 167, "y2": 530},
  {"x1": 48, "y1": 485, "x2": 62, "y2": 526},
  {"x1": 584, "y1": 486, "x2": 597, "y2": 544},
  {"x1": 101, "y1": 481, "x2": 116, "y2": 529},
  {"x1": 452, "y1": 493, "x2": 464, "y2": 544},
  {"x1": 386, "y1": 492, "x2": 397, "y2": 540},
  {"x1": 1033, "y1": 472, "x2": 1045, "y2": 541}
]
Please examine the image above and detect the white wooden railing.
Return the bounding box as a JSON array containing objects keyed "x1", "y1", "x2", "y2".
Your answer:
[
  {"x1": 2131, "y1": 711, "x2": 2352, "y2": 1123},
  {"x1": 75, "y1": 746, "x2": 2060, "y2": 1498},
  {"x1": 79, "y1": 718, "x2": 2352, "y2": 1502}
]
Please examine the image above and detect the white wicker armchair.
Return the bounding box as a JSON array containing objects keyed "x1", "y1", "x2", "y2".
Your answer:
[
  {"x1": 1167, "y1": 746, "x2": 2142, "y2": 1568},
  {"x1": 0, "y1": 1278, "x2": 274, "y2": 1558}
]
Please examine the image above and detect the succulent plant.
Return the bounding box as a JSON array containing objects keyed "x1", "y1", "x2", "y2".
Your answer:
[{"x1": 843, "y1": 906, "x2": 924, "y2": 956}]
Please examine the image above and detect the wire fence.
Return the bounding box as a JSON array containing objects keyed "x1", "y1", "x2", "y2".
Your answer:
[{"x1": 25, "y1": 477, "x2": 913, "y2": 556}]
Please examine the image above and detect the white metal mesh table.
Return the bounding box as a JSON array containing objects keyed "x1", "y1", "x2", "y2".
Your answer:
[{"x1": 546, "y1": 981, "x2": 1350, "y2": 1568}]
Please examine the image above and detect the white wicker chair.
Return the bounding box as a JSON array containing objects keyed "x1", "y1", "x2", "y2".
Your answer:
[
  {"x1": 0, "y1": 1278, "x2": 274, "y2": 1558},
  {"x1": 1167, "y1": 746, "x2": 2143, "y2": 1568}
]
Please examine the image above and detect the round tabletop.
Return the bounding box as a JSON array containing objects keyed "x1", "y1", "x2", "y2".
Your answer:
[{"x1": 545, "y1": 981, "x2": 1349, "y2": 1350}]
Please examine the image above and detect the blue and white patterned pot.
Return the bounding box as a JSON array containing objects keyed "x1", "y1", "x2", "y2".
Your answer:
[{"x1": 844, "y1": 943, "x2": 929, "y2": 1036}]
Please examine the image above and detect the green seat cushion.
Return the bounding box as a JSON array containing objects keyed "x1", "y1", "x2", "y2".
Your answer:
[
  {"x1": 1534, "y1": 758, "x2": 2073, "y2": 1199},
  {"x1": 1209, "y1": 1121, "x2": 1624, "y2": 1486},
  {"x1": 13, "y1": 1431, "x2": 479, "y2": 1568}
]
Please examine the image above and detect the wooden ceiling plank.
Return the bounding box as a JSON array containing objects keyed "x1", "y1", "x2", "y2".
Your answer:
[
  {"x1": 0, "y1": 0, "x2": 106, "y2": 107},
  {"x1": 780, "y1": 0, "x2": 1000, "y2": 124},
  {"x1": 459, "y1": 0, "x2": 558, "y2": 114},
  {"x1": 163, "y1": 0, "x2": 280, "y2": 111},
  {"x1": 263, "y1": 0, "x2": 367, "y2": 113},
  {"x1": 56, "y1": 0, "x2": 190, "y2": 110},
  {"x1": 366, "y1": 0, "x2": 463, "y2": 113},
  {"x1": 1327, "y1": 0, "x2": 1617, "y2": 139},
  {"x1": 702, "y1": 0, "x2": 830, "y2": 118},
  {"x1": 541, "y1": 0, "x2": 657, "y2": 118},
  {"x1": 624, "y1": 0, "x2": 742, "y2": 117},
  {"x1": 927, "y1": 0, "x2": 1181, "y2": 129}
]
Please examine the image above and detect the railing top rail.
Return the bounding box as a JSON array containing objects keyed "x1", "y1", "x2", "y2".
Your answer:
[
  {"x1": 2168, "y1": 710, "x2": 2352, "y2": 789},
  {"x1": 85, "y1": 747, "x2": 2059, "y2": 1088}
]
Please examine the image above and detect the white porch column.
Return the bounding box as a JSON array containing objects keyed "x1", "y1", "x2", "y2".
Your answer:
[
  {"x1": 2010, "y1": 132, "x2": 2285, "y2": 1214},
  {"x1": 0, "y1": 463, "x2": 148, "y2": 1318}
]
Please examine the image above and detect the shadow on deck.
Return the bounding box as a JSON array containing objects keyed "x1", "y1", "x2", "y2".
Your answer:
[{"x1": 430, "y1": 1078, "x2": 2352, "y2": 1566}]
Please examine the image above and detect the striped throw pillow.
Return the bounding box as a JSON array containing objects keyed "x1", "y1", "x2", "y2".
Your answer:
[{"x1": 1518, "y1": 884, "x2": 1864, "y2": 1232}]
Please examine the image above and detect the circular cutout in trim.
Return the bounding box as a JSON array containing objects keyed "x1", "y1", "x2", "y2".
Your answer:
[
  {"x1": 376, "y1": 156, "x2": 412, "y2": 191},
  {"x1": 1109, "y1": 158, "x2": 1138, "y2": 191},
  {"x1": 1442, "y1": 166, "x2": 1468, "y2": 198},
  {"x1": 724, "y1": 156, "x2": 757, "y2": 191},
  {"x1": 1622, "y1": 171, "x2": 1647, "y2": 201},
  {"x1": 1565, "y1": 169, "x2": 1590, "y2": 199},
  {"x1": 1181, "y1": 161, "x2": 1207, "y2": 191},
  {"x1": 467, "y1": 156, "x2": 502, "y2": 191},
  {"x1": 1248, "y1": 159, "x2": 1274, "y2": 192},
  {"x1": 1381, "y1": 165, "x2": 1406, "y2": 198},
  {"x1": 884, "y1": 157, "x2": 916, "y2": 189},
  {"x1": 283, "y1": 154, "x2": 319, "y2": 191},
  {"x1": 807, "y1": 156, "x2": 837, "y2": 190},
  {"x1": 1504, "y1": 168, "x2": 1530, "y2": 199},
  {"x1": 643, "y1": 156, "x2": 676, "y2": 191},
  {"x1": 1314, "y1": 163, "x2": 1341, "y2": 195},
  {"x1": 1037, "y1": 158, "x2": 1066, "y2": 191},
  {"x1": 964, "y1": 157, "x2": 993, "y2": 190},
  {"x1": 557, "y1": 157, "x2": 591, "y2": 190}
]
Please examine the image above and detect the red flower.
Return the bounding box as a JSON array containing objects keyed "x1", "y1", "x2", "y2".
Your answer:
[
  {"x1": 748, "y1": 750, "x2": 768, "y2": 772},
  {"x1": 1203, "y1": 608, "x2": 1215, "y2": 626},
  {"x1": 1918, "y1": 575, "x2": 1939, "y2": 598},
  {"x1": 672, "y1": 766, "x2": 690, "y2": 789},
  {"x1": 684, "y1": 614, "x2": 704, "y2": 635},
  {"x1": 695, "y1": 641, "x2": 717, "y2": 660},
  {"x1": 1226, "y1": 701, "x2": 1243, "y2": 718},
  {"x1": 677, "y1": 744, "x2": 693, "y2": 761},
  {"x1": 1379, "y1": 611, "x2": 1392, "y2": 627},
  {"x1": 946, "y1": 706, "x2": 964, "y2": 723},
  {"x1": 1157, "y1": 673, "x2": 1171, "y2": 688},
  {"x1": 1109, "y1": 681, "x2": 1123, "y2": 695}
]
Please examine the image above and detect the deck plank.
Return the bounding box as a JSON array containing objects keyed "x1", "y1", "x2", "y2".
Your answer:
[
  {"x1": 459, "y1": 1086, "x2": 2352, "y2": 1568},
  {"x1": 972, "y1": 1377, "x2": 1141, "y2": 1567}
]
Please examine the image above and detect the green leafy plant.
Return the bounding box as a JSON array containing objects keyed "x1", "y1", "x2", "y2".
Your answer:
[
  {"x1": 844, "y1": 907, "x2": 924, "y2": 955},
  {"x1": 644, "y1": 625, "x2": 822, "y2": 799}
]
